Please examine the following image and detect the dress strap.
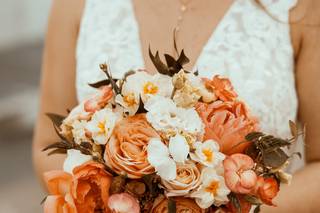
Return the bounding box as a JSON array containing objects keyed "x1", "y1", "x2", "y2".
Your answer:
[{"x1": 259, "y1": 0, "x2": 298, "y2": 21}]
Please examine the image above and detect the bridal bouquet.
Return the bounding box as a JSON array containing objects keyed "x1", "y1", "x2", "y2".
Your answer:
[{"x1": 42, "y1": 49, "x2": 300, "y2": 213}]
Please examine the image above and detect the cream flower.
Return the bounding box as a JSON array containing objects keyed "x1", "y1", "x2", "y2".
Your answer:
[
  {"x1": 63, "y1": 149, "x2": 92, "y2": 174},
  {"x1": 172, "y1": 71, "x2": 215, "y2": 108},
  {"x1": 191, "y1": 167, "x2": 230, "y2": 208},
  {"x1": 145, "y1": 95, "x2": 204, "y2": 137},
  {"x1": 190, "y1": 140, "x2": 225, "y2": 168},
  {"x1": 161, "y1": 161, "x2": 201, "y2": 197},
  {"x1": 116, "y1": 71, "x2": 173, "y2": 115},
  {"x1": 147, "y1": 135, "x2": 189, "y2": 181},
  {"x1": 71, "y1": 120, "x2": 88, "y2": 144},
  {"x1": 86, "y1": 108, "x2": 118, "y2": 144}
]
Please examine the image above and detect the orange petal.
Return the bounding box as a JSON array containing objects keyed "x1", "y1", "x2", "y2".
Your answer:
[
  {"x1": 44, "y1": 171, "x2": 72, "y2": 196},
  {"x1": 43, "y1": 195, "x2": 64, "y2": 213}
]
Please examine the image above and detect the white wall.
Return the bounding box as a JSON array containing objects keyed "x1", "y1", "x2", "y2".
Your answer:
[{"x1": 0, "y1": 0, "x2": 51, "y2": 49}]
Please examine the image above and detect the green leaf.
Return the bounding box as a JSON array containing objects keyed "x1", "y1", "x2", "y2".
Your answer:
[
  {"x1": 262, "y1": 148, "x2": 289, "y2": 168},
  {"x1": 168, "y1": 198, "x2": 176, "y2": 213}
]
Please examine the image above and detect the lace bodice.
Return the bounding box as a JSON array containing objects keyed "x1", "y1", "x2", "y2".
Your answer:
[{"x1": 76, "y1": 0, "x2": 303, "y2": 170}]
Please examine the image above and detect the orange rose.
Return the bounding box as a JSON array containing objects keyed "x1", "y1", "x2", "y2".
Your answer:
[
  {"x1": 104, "y1": 114, "x2": 160, "y2": 178},
  {"x1": 70, "y1": 162, "x2": 113, "y2": 213},
  {"x1": 253, "y1": 177, "x2": 279, "y2": 206},
  {"x1": 152, "y1": 196, "x2": 205, "y2": 213},
  {"x1": 196, "y1": 100, "x2": 258, "y2": 155},
  {"x1": 43, "y1": 171, "x2": 76, "y2": 213},
  {"x1": 203, "y1": 75, "x2": 238, "y2": 102}
]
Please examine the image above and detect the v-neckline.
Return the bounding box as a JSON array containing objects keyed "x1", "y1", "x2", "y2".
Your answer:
[{"x1": 130, "y1": 0, "x2": 239, "y2": 71}]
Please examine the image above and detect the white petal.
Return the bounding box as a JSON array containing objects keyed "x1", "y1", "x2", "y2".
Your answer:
[
  {"x1": 169, "y1": 134, "x2": 189, "y2": 163},
  {"x1": 63, "y1": 150, "x2": 92, "y2": 174},
  {"x1": 147, "y1": 138, "x2": 170, "y2": 167},
  {"x1": 155, "y1": 158, "x2": 177, "y2": 180}
]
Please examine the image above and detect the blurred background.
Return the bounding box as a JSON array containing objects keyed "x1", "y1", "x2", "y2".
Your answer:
[{"x1": 0, "y1": 0, "x2": 51, "y2": 212}]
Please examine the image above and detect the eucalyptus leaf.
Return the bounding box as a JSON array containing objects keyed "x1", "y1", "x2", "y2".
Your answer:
[
  {"x1": 46, "y1": 113, "x2": 65, "y2": 128},
  {"x1": 47, "y1": 148, "x2": 68, "y2": 156}
]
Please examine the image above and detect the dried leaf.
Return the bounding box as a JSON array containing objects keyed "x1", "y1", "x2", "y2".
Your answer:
[
  {"x1": 168, "y1": 198, "x2": 176, "y2": 213},
  {"x1": 126, "y1": 181, "x2": 146, "y2": 196},
  {"x1": 80, "y1": 142, "x2": 93, "y2": 150},
  {"x1": 100, "y1": 63, "x2": 121, "y2": 94},
  {"x1": 228, "y1": 193, "x2": 241, "y2": 213},
  {"x1": 253, "y1": 205, "x2": 261, "y2": 213},
  {"x1": 176, "y1": 49, "x2": 190, "y2": 66},
  {"x1": 46, "y1": 113, "x2": 65, "y2": 128},
  {"x1": 289, "y1": 120, "x2": 298, "y2": 139},
  {"x1": 136, "y1": 96, "x2": 148, "y2": 114},
  {"x1": 40, "y1": 196, "x2": 47, "y2": 205},
  {"x1": 244, "y1": 195, "x2": 262, "y2": 205},
  {"x1": 262, "y1": 148, "x2": 289, "y2": 168},
  {"x1": 149, "y1": 47, "x2": 169, "y2": 75},
  {"x1": 47, "y1": 148, "x2": 68, "y2": 156},
  {"x1": 110, "y1": 176, "x2": 126, "y2": 194},
  {"x1": 88, "y1": 79, "x2": 111, "y2": 89}
]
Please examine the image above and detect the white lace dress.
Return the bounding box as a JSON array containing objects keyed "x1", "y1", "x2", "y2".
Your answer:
[{"x1": 76, "y1": 0, "x2": 304, "y2": 172}]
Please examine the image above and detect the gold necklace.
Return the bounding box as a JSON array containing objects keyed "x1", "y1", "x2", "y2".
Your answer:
[{"x1": 174, "y1": 0, "x2": 192, "y2": 54}]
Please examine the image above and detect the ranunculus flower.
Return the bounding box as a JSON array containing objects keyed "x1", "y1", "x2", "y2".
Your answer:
[
  {"x1": 223, "y1": 154, "x2": 257, "y2": 194},
  {"x1": 84, "y1": 86, "x2": 113, "y2": 113},
  {"x1": 107, "y1": 193, "x2": 140, "y2": 213},
  {"x1": 86, "y1": 108, "x2": 118, "y2": 145},
  {"x1": 70, "y1": 162, "x2": 113, "y2": 213},
  {"x1": 254, "y1": 176, "x2": 279, "y2": 206},
  {"x1": 161, "y1": 161, "x2": 201, "y2": 196},
  {"x1": 151, "y1": 196, "x2": 205, "y2": 213},
  {"x1": 43, "y1": 171, "x2": 76, "y2": 213},
  {"x1": 104, "y1": 114, "x2": 159, "y2": 178},
  {"x1": 203, "y1": 75, "x2": 238, "y2": 102},
  {"x1": 191, "y1": 167, "x2": 230, "y2": 208},
  {"x1": 196, "y1": 100, "x2": 258, "y2": 155}
]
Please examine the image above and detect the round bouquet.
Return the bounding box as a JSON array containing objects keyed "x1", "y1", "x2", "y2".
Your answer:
[{"x1": 42, "y1": 49, "x2": 300, "y2": 213}]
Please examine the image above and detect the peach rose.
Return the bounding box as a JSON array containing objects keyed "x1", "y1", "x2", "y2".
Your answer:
[
  {"x1": 161, "y1": 161, "x2": 201, "y2": 197},
  {"x1": 223, "y1": 154, "x2": 257, "y2": 194},
  {"x1": 253, "y1": 176, "x2": 279, "y2": 206},
  {"x1": 203, "y1": 75, "x2": 237, "y2": 102},
  {"x1": 84, "y1": 86, "x2": 113, "y2": 113},
  {"x1": 196, "y1": 100, "x2": 258, "y2": 155},
  {"x1": 43, "y1": 171, "x2": 76, "y2": 213},
  {"x1": 71, "y1": 161, "x2": 113, "y2": 213},
  {"x1": 152, "y1": 196, "x2": 205, "y2": 213},
  {"x1": 107, "y1": 193, "x2": 140, "y2": 213},
  {"x1": 104, "y1": 114, "x2": 160, "y2": 178}
]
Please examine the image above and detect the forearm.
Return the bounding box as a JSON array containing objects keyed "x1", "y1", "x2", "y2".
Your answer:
[
  {"x1": 33, "y1": 142, "x2": 66, "y2": 188},
  {"x1": 262, "y1": 162, "x2": 320, "y2": 213}
]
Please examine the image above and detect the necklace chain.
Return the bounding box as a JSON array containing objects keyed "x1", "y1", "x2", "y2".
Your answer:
[{"x1": 175, "y1": 0, "x2": 191, "y2": 33}]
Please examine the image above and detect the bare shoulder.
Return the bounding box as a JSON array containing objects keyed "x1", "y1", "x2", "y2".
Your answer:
[
  {"x1": 290, "y1": 0, "x2": 320, "y2": 57},
  {"x1": 50, "y1": 0, "x2": 85, "y2": 29}
]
